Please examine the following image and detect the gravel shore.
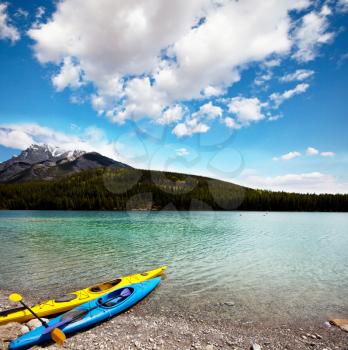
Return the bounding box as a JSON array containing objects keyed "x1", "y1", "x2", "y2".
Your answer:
[{"x1": 1, "y1": 289, "x2": 347, "y2": 350}]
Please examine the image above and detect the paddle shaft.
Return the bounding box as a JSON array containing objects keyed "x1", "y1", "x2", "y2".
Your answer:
[{"x1": 19, "y1": 300, "x2": 48, "y2": 328}]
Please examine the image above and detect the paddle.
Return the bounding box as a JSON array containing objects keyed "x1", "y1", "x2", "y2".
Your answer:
[
  {"x1": 42, "y1": 287, "x2": 132, "y2": 334},
  {"x1": 9, "y1": 293, "x2": 66, "y2": 346}
]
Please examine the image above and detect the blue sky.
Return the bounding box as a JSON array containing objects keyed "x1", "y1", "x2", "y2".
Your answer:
[{"x1": 0, "y1": 0, "x2": 347, "y2": 193}]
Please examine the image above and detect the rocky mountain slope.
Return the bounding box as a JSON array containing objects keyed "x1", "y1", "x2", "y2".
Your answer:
[{"x1": 0, "y1": 144, "x2": 131, "y2": 183}]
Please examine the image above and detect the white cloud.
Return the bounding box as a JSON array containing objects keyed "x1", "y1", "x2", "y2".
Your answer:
[
  {"x1": 193, "y1": 102, "x2": 222, "y2": 120},
  {"x1": 52, "y1": 57, "x2": 84, "y2": 91},
  {"x1": 91, "y1": 95, "x2": 107, "y2": 115},
  {"x1": 161, "y1": 0, "x2": 308, "y2": 101},
  {"x1": 176, "y1": 148, "x2": 189, "y2": 157},
  {"x1": 172, "y1": 119, "x2": 209, "y2": 138},
  {"x1": 28, "y1": 0, "x2": 207, "y2": 118},
  {"x1": 338, "y1": 52, "x2": 348, "y2": 67},
  {"x1": 0, "y1": 128, "x2": 35, "y2": 149},
  {"x1": 0, "y1": 123, "x2": 125, "y2": 162},
  {"x1": 276, "y1": 147, "x2": 336, "y2": 158},
  {"x1": 292, "y1": 6, "x2": 334, "y2": 62},
  {"x1": 224, "y1": 117, "x2": 241, "y2": 129},
  {"x1": 254, "y1": 72, "x2": 272, "y2": 86},
  {"x1": 227, "y1": 97, "x2": 265, "y2": 128},
  {"x1": 0, "y1": 3, "x2": 20, "y2": 43},
  {"x1": 267, "y1": 114, "x2": 282, "y2": 122},
  {"x1": 105, "y1": 77, "x2": 167, "y2": 124},
  {"x1": 320, "y1": 151, "x2": 335, "y2": 157},
  {"x1": 203, "y1": 86, "x2": 224, "y2": 98},
  {"x1": 70, "y1": 94, "x2": 86, "y2": 105},
  {"x1": 306, "y1": 146, "x2": 319, "y2": 155},
  {"x1": 28, "y1": 0, "x2": 314, "y2": 135},
  {"x1": 263, "y1": 58, "x2": 281, "y2": 68},
  {"x1": 305, "y1": 147, "x2": 335, "y2": 157},
  {"x1": 157, "y1": 105, "x2": 184, "y2": 125},
  {"x1": 273, "y1": 151, "x2": 301, "y2": 161},
  {"x1": 170, "y1": 101, "x2": 221, "y2": 137},
  {"x1": 280, "y1": 69, "x2": 314, "y2": 82},
  {"x1": 270, "y1": 83, "x2": 309, "y2": 108},
  {"x1": 337, "y1": 0, "x2": 348, "y2": 12},
  {"x1": 14, "y1": 8, "x2": 29, "y2": 18},
  {"x1": 240, "y1": 171, "x2": 348, "y2": 194},
  {"x1": 35, "y1": 6, "x2": 45, "y2": 19}
]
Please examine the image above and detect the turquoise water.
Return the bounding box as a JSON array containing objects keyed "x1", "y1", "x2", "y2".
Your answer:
[{"x1": 0, "y1": 210, "x2": 347, "y2": 322}]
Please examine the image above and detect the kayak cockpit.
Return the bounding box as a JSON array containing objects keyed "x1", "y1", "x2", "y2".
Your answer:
[
  {"x1": 98, "y1": 287, "x2": 134, "y2": 308},
  {"x1": 88, "y1": 278, "x2": 122, "y2": 293},
  {"x1": 54, "y1": 294, "x2": 77, "y2": 303}
]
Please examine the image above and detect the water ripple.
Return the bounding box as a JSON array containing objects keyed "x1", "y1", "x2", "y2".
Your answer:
[{"x1": 1, "y1": 211, "x2": 348, "y2": 321}]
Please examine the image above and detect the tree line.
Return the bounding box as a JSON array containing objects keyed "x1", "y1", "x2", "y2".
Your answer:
[{"x1": 0, "y1": 168, "x2": 347, "y2": 211}]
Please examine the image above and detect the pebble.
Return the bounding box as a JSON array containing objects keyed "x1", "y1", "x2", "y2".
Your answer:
[
  {"x1": 20, "y1": 325, "x2": 30, "y2": 335},
  {"x1": 0, "y1": 322, "x2": 22, "y2": 341},
  {"x1": 27, "y1": 318, "x2": 42, "y2": 330},
  {"x1": 224, "y1": 301, "x2": 235, "y2": 307},
  {"x1": 251, "y1": 344, "x2": 262, "y2": 350}
]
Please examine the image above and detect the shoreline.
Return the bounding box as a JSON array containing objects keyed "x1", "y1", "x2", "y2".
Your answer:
[
  {"x1": 1, "y1": 209, "x2": 348, "y2": 213},
  {"x1": 1, "y1": 289, "x2": 347, "y2": 349}
]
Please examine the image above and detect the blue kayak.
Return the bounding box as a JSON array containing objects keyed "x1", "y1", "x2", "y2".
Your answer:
[{"x1": 10, "y1": 277, "x2": 160, "y2": 350}]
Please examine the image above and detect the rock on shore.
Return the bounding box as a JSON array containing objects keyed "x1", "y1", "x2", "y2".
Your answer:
[{"x1": 1, "y1": 289, "x2": 347, "y2": 349}]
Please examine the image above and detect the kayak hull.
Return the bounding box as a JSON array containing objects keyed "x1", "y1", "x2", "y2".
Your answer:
[
  {"x1": 9, "y1": 277, "x2": 160, "y2": 350},
  {"x1": 0, "y1": 266, "x2": 166, "y2": 325}
]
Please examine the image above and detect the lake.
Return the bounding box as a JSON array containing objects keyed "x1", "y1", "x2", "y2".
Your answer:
[{"x1": 0, "y1": 210, "x2": 347, "y2": 323}]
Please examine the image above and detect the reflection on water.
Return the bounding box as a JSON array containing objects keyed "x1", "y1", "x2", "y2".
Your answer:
[{"x1": 0, "y1": 210, "x2": 347, "y2": 322}]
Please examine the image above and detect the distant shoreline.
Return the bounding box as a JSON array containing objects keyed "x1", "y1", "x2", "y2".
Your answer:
[
  {"x1": 0, "y1": 208, "x2": 347, "y2": 212},
  {"x1": 1, "y1": 168, "x2": 348, "y2": 212}
]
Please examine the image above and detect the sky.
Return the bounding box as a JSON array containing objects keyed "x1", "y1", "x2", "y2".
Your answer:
[{"x1": 0, "y1": 0, "x2": 347, "y2": 193}]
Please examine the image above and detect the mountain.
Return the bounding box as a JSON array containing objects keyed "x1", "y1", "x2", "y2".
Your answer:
[
  {"x1": 0, "y1": 145, "x2": 347, "y2": 211},
  {"x1": 0, "y1": 144, "x2": 131, "y2": 183}
]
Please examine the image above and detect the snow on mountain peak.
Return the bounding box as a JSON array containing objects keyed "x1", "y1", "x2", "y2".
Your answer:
[{"x1": 26, "y1": 144, "x2": 86, "y2": 161}]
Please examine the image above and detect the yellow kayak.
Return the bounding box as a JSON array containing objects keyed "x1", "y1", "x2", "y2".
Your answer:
[{"x1": 0, "y1": 266, "x2": 167, "y2": 325}]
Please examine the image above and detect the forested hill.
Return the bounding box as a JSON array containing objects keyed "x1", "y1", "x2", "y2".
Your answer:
[{"x1": 0, "y1": 167, "x2": 347, "y2": 211}]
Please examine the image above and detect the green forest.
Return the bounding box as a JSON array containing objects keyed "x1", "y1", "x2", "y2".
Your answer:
[{"x1": 0, "y1": 168, "x2": 347, "y2": 211}]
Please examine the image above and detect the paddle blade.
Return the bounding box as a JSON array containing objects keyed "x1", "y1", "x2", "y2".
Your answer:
[
  {"x1": 9, "y1": 293, "x2": 22, "y2": 303},
  {"x1": 51, "y1": 328, "x2": 66, "y2": 346}
]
